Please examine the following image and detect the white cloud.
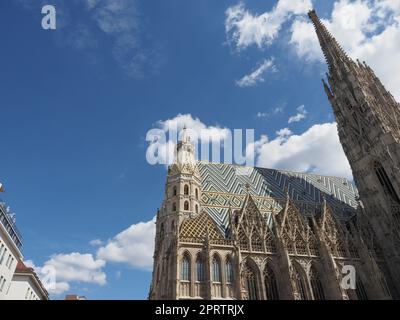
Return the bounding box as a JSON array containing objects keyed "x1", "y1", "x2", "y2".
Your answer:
[
  {"x1": 290, "y1": 0, "x2": 400, "y2": 99},
  {"x1": 276, "y1": 127, "x2": 293, "y2": 138},
  {"x1": 46, "y1": 253, "x2": 106, "y2": 285},
  {"x1": 25, "y1": 253, "x2": 106, "y2": 296},
  {"x1": 90, "y1": 239, "x2": 103, "y2": 247},
  {"x1": 252, "y1": 122, "x2": 352, "y2": 179},
  {"x1": 236, "y1": 59, "x2": 277, "y2": 87},
  {"x1": 225, "y1": 0, "x2": 312, "y2": 50},
  {"x1": 257, "y1": 105, "x2": 285, "y2": 118},
  {"x1": 48, "y1": 282, "x2": 71, "y2": 296},
  {"x1": 288, "y1": 105, "x2": 307, "y2": 123},
  {"x1": 97, "y1": 217, "x2": 156, "y2": 270},
  {"x1": 148, "y1": 114, "x2": 231, "y2": 165}
]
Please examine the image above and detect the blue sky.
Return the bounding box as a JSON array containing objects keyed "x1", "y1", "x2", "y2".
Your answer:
[{"x1": 1, "y1": 0, "x2": 400, "y2": 299}]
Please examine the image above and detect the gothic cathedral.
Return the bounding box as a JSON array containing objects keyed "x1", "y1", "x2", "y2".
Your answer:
[{"x1": 149, "y1": 10, "x2": 400, "y2": 300}]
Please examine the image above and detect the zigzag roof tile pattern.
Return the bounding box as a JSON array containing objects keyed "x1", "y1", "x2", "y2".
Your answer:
[{"x1": 197, "y1": 162, "x2": 358, "y2": 235}]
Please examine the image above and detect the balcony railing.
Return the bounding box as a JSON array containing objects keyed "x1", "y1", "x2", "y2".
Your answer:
[{"x1": 0, "y1": 200, "x2": 23, "y2": 250}]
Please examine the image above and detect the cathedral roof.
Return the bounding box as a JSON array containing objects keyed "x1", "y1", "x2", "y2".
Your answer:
[{"x1": 198, "y1": 162, "x2": 358, "y2": 235}]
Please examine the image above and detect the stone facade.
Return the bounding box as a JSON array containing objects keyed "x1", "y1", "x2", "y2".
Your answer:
[{"x1": 149, "y1": 10, "x2": 399, "y2": 300}]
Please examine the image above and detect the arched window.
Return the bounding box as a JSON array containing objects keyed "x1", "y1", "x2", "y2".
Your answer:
[
  {"x1": 195, "y1": 204, "x2": 198, "y2": 214},
  {"x1": 184, "y1": 201, "x2": 189, "y2": 211},
  {"x1": 293, "y1": 265, "x2": 308, "y2": 300},
  {"x1": 195, "y1": 188, "x2": 199, "y2": 199},
  {"x1": 196, "y1": 254, "x2": 205, "y2": 282},
  {"x1": 356, "y1": 278, "x2": 368, "y2": 300},
  {"x1": 309, "y1": 266, "x2": 325, "y2": 300},
  {"x1": 225, "y1": 257, "x2": 234, "y2": 284},
  {"x1": 184, "y1": 185, "x2": 189, "y2": 195},
  {"x1": 374, "y1": 162, "x2": 400, "y2": 203},
  {"x1": 181, "y1": 253, "x2": 191, "y2": 281},
  {"x1": 172, "y1": 203, "x2": 177, "y2": 212},
  {"x1": 242, "y1": 261, "x2": 258, "y2": 300},
  {"x1": 264, "y1": 263, "x2": 279, "y2": 300},
  {"x1": 212, "y1": 256, "x2": 221, "y2": 282},
  {"x1": 173, "y1": 186, "x2": 177, "y2": 196},
  {"x1": 171, "y1": 220, "x2": 175, "y2": 233}
]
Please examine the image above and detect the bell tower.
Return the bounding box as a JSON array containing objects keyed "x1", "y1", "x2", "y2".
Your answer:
[
  {"x1": 309, "y1": 10, "x2": 400, "y2": 297},
  {"x1": 149, "y1": 127, "x2": 203, "y2": 299}
]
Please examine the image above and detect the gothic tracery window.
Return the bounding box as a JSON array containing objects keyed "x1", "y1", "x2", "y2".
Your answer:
[
  {"x1": 195, "y1": 204, "x2": 199, "y2": 214},
  {"x1": 184, "y1": 185, "x2": 189, "y2": 195},
  {"x1": 184, "y1": 201, "x2": 189, "y2": 211},
  {"x1": 212, "y1": 255, "x2": 221, "y2": 283},
  {"x1": 172, "y1": 203, "x2": 177, "y2": 212},
  {"x1": 309, "y1": 266, "x2": 325, "y2": 300},
  {"x1": 195, "y1": 188, "x2": 199, "y2": 200},
  {"x1": 226, "y1": 257, "x2": 234, "y2": 284},
  {"x1": 264, "y1": 263, "x2": 279, "y2": 300},
  {"x1": 242, "y1": 261, "x2": 258, "y2": 300},
  {"x1": 196, "y1": 254, "x2": 205, "y2": 282},
  {"x1": 173, "y1": 186, "x2": 177, "y2": 196},
  {"x1": 293, "y1": 265, "x2": 308, "y2": 300},
  {"x1": 181, "y1": 253, "x2": 191, "y2": 281}
]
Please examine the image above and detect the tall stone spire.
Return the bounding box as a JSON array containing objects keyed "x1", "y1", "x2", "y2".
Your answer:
[
  {"x1": 175, "y1": 126, "x2": 196, "y2": 169},
  {"x1": 309, "y1": 9, "x2": 400, "y2": 298},
  {"x1": 308, "y1": 10, "x2": 353, "y2": 73}
]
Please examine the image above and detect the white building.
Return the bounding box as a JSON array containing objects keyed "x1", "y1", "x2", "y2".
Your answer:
[
  {"x1": 0, "y1": 200, "x2": 23, "y2": 299},
  {"x1": 7, "y1": 261, "x2": 48, "y2": 300}
]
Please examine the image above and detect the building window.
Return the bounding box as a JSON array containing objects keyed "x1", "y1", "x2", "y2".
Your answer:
[
  {"x1": 0, "y1": 278, "x2": 6, "y2": 292},
  {"x1": 195, "y1": 204, "x2": 198, "y2": 214},
  {"x1": 225, "y1": 257, "x2": 234, "y2": 284},
  {"x1": 196, "y1": 254, "x2": 205, "y2": 282},
  {"x1": 309, "y1": 266, "x2": 325, "y2": 300},
  {"x1": 172, "y1": 203, "x2": 177, "y2": 212},
  {"x1": 264, "y1": 263, "x2": 279, "y2": 300},
  {"x1": 184, "y1": 185, "x2": 189, "y2": 195},
  {"x1": 242, "y1": 261, "x2": 258, "y2": 300},
  {"x1": 195, "y1": 189, "x2": 199, "y2": 200},
  {"x1": 212, "y1": 255, "x2": 221, "y2": 282},
  {"x1": 184, "y1": 201, "x2": 189, "y2": 211},
  {"x1": 294, "y1": 266, "x2": 308, "y2": 300},
  {"x1": 0, "y1": 248, "x2": 7, "y2": 265},
  {"x1": 374, "y1": 162, "x2": 400, "y2": 203},
  {"x1": 181, "y1": 254, "x2": 191, "y2": 281},
  {"x1": 173, "y1": 186, "x2": 177, "y2": 196}
]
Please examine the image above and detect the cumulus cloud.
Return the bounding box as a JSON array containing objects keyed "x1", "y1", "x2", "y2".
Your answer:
[
  {"x1": 97, "y1": 217, "x2": 156, "y2": 270},
  {"x1": 288, "y1": 105, "x2": 307, "y2": 123},
  {"x1": 46, "y1": 253, "x2": 106, "y2": 285},
  {"x1": 290, "y1": 0, "x2": 400, "y2": 98},
  {"x1": 252, "y1": 122, "x2": 352, "y2": 179},
  {"x1": 90, "y1": 239, "x2": 103, "y2": 247},
  {"x1": 225, "y1": 0, "x2": 312, "y2": 50},
  {"x1": 236, "y1": 59, "x2": 277, "y2": 87},
  {"x1": 25, "y1": 253, "x2": 106, "y2": 296},
  {"x1": 147, "y1": 114, "x2": 231, "y2": 165}
]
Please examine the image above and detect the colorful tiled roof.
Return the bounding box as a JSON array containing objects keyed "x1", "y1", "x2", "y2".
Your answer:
[{"x1": 198, "y1": 162, "x2": 358, "y2": 235}]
